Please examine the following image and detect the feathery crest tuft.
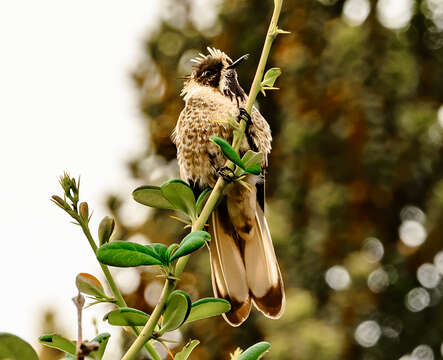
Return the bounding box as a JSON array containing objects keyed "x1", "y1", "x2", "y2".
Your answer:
[{"x1": 190, "y1": 47, "x2": 232, "y2": 65}]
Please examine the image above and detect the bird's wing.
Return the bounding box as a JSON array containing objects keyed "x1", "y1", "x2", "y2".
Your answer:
[{"x1": 250, "y1": 106, "x2": 272, "y2": 166}]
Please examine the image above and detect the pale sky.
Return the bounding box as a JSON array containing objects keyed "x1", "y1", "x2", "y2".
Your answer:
[{"x1": 0, "y1": 1, "x2": 162, "y2": 357}]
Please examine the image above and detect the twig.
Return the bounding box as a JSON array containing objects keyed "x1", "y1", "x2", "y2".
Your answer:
[
  {"x1": 120, "y1": 1, "x2": 285, "y2": 359},
  {"x1": 72, "y1": 292, "x2": 85, "y2": 360}
]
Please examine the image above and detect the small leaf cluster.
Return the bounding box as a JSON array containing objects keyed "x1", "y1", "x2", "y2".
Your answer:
[
  {"x1": 260, "y1": 67, "x2": 281, "y2": 96},
  {"x1": 38, "y1": 333, "x2": 110, "y2": 360},
  {"x1": 96, "y1": 230, "x2": 210, "y2": 271},
  {"x1": 103, "y1": 296, "x2": 231, "y2": 334},
  {"x1": 133, "y1": 179, "x2": 211, "y2": 222}
]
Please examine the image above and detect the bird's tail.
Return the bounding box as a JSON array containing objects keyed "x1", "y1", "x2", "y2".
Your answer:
[{"x1": 208, "y1": 194, "x2": 285, "y2": 326}]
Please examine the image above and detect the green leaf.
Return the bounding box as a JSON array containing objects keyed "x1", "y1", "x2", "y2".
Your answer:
[
  {"x1": 0, "y1": 333, "x2": 39, "y2": 360},
  {"x1": 166, "y1": 243, "x2": 179, "y2": 260},
  {"x1": 238, "y1": 342, "x2": 271, "y2": 360},
  {"x1": 64, "y1": 354, "x2": 76, "y2": 360},
  {"x1": 160, "y1": 290, "x2": 191, "y2": 334},
  {"x1": 234, "y1": 151, "x2": 263, "y2": 176},
  {"x1": 75, "y1": 273, "x2": 106, "y2": 298},
  {"x1": 242, "y1": 151, "x2": 264, "y2": 169},
  {"x1": 210, "y1": 137, "x2": 245, "y2": 170},
  {"x1": 98, "y1": 216, "x2": 115, "y2": 246},
  {"x1": 97, "y1": 241, "x2": 164, "y2": 267},
  {"x1": 261, "y1": 68, "x2": 281, "y2": 88},
  {"x1": 103, "y1": 308, "x2": 149, "y2": 326},
  {"x1": 195, "y1": 188, "x2": 212, "y2": 216},
  {"x1": 170, "y1": 231, "x2": 211, "y2": 261},
  {"x1": 244, "y1": 164, "x2": 262, "y2": 175},
  {"x1": 89, "y1": 333, "x2": 111, "y2": 360},
  {"x1": 39, "y1": 334, "x2": 76, "y2": 355},
  {"x1": 160, "y1": 180, "x2": 196, "y2": 217},
  {"x1": 175, "y1": 340, "x2": 200, "y2": 360},
  {"x1": 133, "y1": 185, "x2": 175, "y2": 210},
  {"x1": 185, "y1": 298, "x2": 231, "y2": 324},
  {"x1": 147, "y1": 243, "x2": 169, "y2": 265}
]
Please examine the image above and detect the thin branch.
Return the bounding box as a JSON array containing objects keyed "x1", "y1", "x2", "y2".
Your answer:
[{"x1": 120, "y1": 1, "x2": 285, "y2": 359}]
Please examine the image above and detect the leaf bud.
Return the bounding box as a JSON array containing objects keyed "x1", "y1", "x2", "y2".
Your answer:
[
  {"x1": 51, "y1": 195, "x2": 66, "y2": 207},
  {"x1": 79, "y1": 202, "x2": 89, "y2": 221},
  {"x1": 98, "y1": 216, "x2": 115, "y2": 246}
]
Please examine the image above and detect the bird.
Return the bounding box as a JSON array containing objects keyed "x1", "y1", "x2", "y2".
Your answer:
[{"x1": 172, "y1": 47, "x2": 285, "y2": 326}]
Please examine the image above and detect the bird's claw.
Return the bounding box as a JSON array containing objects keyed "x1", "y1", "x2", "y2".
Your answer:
[
  {"x1": 238, "y1": 108, "x2": 251, "y2": 125},
  {"x1": 217, "y1": 166, "x2": 239, "y2": 183}
]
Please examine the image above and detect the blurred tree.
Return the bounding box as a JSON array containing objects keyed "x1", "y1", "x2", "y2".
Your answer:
[{"x1": 107, "y1": 0, "x2": 443, "y2": 359}]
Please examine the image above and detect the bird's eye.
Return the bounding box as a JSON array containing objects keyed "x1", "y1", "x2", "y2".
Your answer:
[{"x1": 203, "y1": 70, "x2": 213, "y2": 77}]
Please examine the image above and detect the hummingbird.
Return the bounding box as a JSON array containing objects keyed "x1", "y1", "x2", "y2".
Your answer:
[{"x1": 172, "y1": 47, "x2": 285, "y2": 326}]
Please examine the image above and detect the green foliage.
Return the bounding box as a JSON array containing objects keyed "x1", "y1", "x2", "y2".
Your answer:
[
  {"x1": 210, "y1": 136, "x2": 245, "y2": 168},
  {"x1": 75, "y1": 273, "x2": 106, "y2": 298},
  {"x1": 39, "y1": 333, "x2": 110, "y2": 360},
  {"x1": 97, "y1": 230, "x2": 210, "y2": 269},
  {"x1": 98, "y1": 216, "x2": 115, "y2": 246},
  {"x1": 175, "y1": 340, "x2": 200, "y2": 360},
  {"x1": 96, "y1": 241, "x2": 164, "y2": 267},
  {"x1": 238, "y1": 342, "x2": 271, "y2": 360},
  {"x1": 39, "y1": 333, "x2": 76, "y2": 355},
  {"x1": 210, "y1": 137, "x2": 262, "y2": 175},
  {"x1": 103, "y1": 308, "x2": 150, "y2": 326},
  {"x1": 134, "y1": 180, "x2": 211, "y2": 220},
  {"x1": 161, "y1": 179, "x2": 197, "y2": 218},
  {"x1": 170, "y1": 230, "x2": 211, "y2": 261},
  {"x1": 160, "y1": 290, "x2": 192, "y2": 334},
  {"x1": 0, "y1": 333, "x2": 39, "y2": 360},
  {"x1": 133, "y1": 185, "x2": 176, "y2": 210},
  {"x1": 185, "y1": 298, "x2": 231, "y2": 324},
  {"x1": 261, "y1": 67, "x2": 281, "y2": 95},
  {"x1": 89, "y1": 333, "x2": 111, "y2": 360}
]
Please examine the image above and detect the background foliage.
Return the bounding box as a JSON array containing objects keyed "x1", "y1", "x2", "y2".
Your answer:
[{"x1": 43, "y1": 0, "x2": 443, "y2": 359}]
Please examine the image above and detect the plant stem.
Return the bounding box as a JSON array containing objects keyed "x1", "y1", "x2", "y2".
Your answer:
[
  {"x1": 176, "y1": 0, "x2": 284, "y2": 275},
  {"x1": 121, "y1": 279, "x2": 176, "y2": 360},
  {"x1": 77, "y1": 217, "x2": 161, "y2": 360},
  {"x1": 121, "y1": 1, "x2": 284, "y2": 359}
]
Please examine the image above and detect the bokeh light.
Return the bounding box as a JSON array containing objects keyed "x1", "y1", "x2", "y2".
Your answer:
[
  {"x1": 152, "y1": 329, "x2": 183, "y2": 358},
  {"x1": 343, "y1": 0, "x2": 371, "y2": 26},
  {"x1": 114, "y1": 268, "x2": 141, "y2": 295},
  {"x1": 376, "y1": 0, "x2": 415, "y2": 29},
  {"x1": 400, "y1": 205, "x2": 426, "y2": 224},
  {"x1": 417, "y1": 263, "x2": 441, "y2": 288},
  {"x1": 423, "y1": 0, "x2": 443, "y2": 30},
  {"x1": 362, "y1": 237, "x2": 384, "y2": 263},
  {"x1": 433, "y1": 251, "x2": 443, "y2": 274},
  {"x1": 406, "y1": 287, "x2": 430, "y2": 312},
  {"x1": 144, "y1": 280, "x2": 163, "y2": 307},
  {"x1": 354, "y1": 320, "x2": 381, "y2": 347},
  {"x1": 399, "y1": 220, "x2": 427, "y2": 247},
  {"x1": 437, "y1": 105, "x2": 443, "y2": 129},
  {"x1": 412, "y1": 344, "x2": 434, "y2": 360},
  {"x1": 325, "y1": 265, "x2": 351, "y2": 290},
  {"x1": 368, "y1": 268, "x2": 390, "y2": 293}
]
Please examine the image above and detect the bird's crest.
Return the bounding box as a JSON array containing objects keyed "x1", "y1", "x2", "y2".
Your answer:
[{"x1": 190, "y1": 47, "x2": 232, "y2": 66}]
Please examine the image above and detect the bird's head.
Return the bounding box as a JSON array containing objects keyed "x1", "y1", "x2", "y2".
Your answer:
[{"x1": 182, "y1": 47, "x2": 248, "y2": 103}]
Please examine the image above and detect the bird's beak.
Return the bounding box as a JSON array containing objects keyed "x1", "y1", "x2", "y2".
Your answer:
[{"x1": 226, "y1": 54, "x2": 249, "y2": 69}]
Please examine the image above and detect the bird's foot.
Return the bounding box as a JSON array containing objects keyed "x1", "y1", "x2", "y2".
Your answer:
[
  {"x1": 237, "y1": 108, "x2": 251, "y2": 126},
  {"x1": 217, "y1": 166, "x2": 239, "y2": 183}
]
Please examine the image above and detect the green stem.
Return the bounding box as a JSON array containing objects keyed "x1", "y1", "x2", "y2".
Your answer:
[
  {"x1": 121, "y1": 279, "x2": 176, "y2": 360},
  {"x1": 121, "y1": 1, "x2": 284, "y2": 358},
  {"x1": 176, "y1": 0, "x2": 283, "y2": 274},
  {"x1": 76, "y1": 217, "x2": 161, "y2": 360}
]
